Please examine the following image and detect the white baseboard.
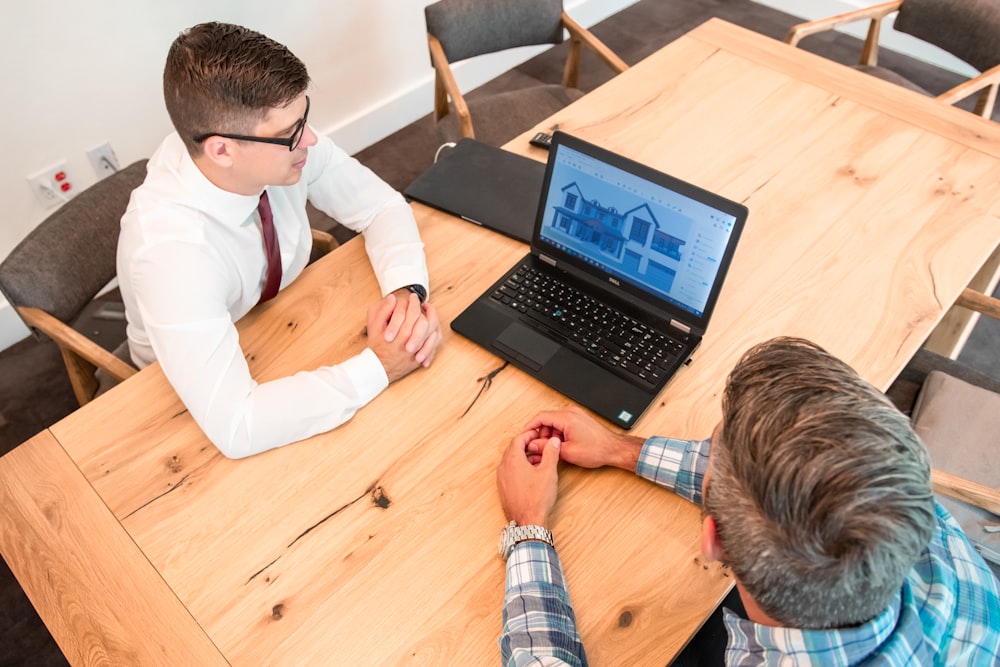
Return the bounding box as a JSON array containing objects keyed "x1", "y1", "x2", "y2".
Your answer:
[
  {"x1": 327, "y1": 0, "x2": 974, "y2": 156},
  {"x1": 0, "y1": 300, "x2": 30, "y2": 351},
  {"x1": 327, "y1": 0, "x2": 639, "y2": 154},
  {"x1": 0, "y1": 0, "x2": 639, "y2": 354}
]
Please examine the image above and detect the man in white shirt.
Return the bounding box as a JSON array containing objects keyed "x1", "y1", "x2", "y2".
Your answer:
[{"x1": 117, "y1": 22, "x2": 441, "y2": 459}]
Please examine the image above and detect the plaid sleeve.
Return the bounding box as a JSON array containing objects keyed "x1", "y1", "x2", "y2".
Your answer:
[
  {"x1": 501, "y1": 541, "x2": 588, "y2": 667},
  {"x1": 635, "y1": 437, "x2": 710, "y2": 505}
]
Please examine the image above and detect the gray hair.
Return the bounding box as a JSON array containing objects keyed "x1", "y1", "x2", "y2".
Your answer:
[{"x1": 704, "y1": 337, "x2": 934, "y2": 628}]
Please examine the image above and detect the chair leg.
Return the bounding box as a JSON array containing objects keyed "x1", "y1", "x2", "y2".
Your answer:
[
  {"x1": 434, "y1": 74, "x2": 449, "y2": 122},
  {"x1": 563, "y1": 37, "x2": 583, "y2": 89},
  {"x1": 974, "y1": 84, "x2": 997, "y2": 119},
  {"x1": 59, "y1": 346, "x2": 99, "y2": 406}
]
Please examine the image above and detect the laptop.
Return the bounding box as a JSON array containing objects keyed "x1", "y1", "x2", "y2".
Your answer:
[
  {"x1": 403, "y1": 138, "x2": 545, "y2": 243},
  {"x1": 451, "y1": 132, "x2": 748, "y2": 428}
]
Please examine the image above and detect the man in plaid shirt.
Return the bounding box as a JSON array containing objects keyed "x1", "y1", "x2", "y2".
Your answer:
[{"x1": 496, "y1": 337, "x2": 1000, "y2": 665}]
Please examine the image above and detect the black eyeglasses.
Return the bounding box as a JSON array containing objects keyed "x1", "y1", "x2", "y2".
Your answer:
[{"x1": 194, "y1": 96, "x2": 310, "y2": 151}]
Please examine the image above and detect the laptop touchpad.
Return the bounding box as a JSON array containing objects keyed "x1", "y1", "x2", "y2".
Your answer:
[{"x1": 494, "y1": 323, "x2": 559, "y2": 371}]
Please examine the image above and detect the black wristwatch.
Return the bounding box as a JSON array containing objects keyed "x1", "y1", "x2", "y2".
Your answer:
[{"x1": 404, "y1": 284, "x2": 427, "y2": 303}]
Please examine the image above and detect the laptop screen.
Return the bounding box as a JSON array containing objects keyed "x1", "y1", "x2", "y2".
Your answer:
[{"x1": 536, "y1": 138, "x2": 743, "y2": 321}]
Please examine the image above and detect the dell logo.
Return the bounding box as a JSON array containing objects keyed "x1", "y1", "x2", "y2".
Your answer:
[{"x1": 608, "y1": 276, "x2": 620, "y2": 286}]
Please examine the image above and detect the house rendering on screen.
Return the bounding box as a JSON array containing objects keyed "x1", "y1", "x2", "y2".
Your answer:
[{"x1": 548, "y1": 182, "x2": 688, "y2": 291}]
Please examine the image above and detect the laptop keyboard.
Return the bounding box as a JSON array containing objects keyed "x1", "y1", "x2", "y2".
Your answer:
[{"x1": 490, "y1": 265, "x2": 687, "y2": 385}]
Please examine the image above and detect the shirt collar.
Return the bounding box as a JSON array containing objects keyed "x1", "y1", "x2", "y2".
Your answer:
[
  {"x1": 721, "y1": 589, "x2": 902, "y2": 665},
  {"x1": 168, "y1": 132, "x2": 262, "y2": 228}
]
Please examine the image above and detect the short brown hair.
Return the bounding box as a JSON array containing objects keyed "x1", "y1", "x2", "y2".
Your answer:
[
  {"x1": 163, "y1": 22, "x2": 310, "y2": 156},
  {"x1": 704, "y1": 337, "x2": 934, "y2": 628}
]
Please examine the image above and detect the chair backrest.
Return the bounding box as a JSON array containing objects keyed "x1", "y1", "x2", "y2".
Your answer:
[
  {"x1": 0, "y1": 159, "x2": 147, "y2": 327},
  {"x1": 894, "y1": 0, "x2": 1000, "y2": 73},
  {"x1": 425, "y1": 0, "x2": 564, "y2": 64}
]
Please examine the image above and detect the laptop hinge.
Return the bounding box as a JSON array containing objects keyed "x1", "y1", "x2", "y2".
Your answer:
[
  {"x1": 670, "y1": 319, "x2": 691, "y2": 334},
  {"x1": 539, "y1": 254, "x2": 557, "y2": 266}
]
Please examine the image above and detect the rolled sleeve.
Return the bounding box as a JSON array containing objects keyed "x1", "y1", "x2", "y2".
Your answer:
[
  {"x1": 636, "y1": 437, "x2": 710, "y2": 505},
  {"x1": 501, "y1": 542, "x2": 587, "y2": 667}
]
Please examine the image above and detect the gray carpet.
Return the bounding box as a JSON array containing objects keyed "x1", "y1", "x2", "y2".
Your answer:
[{"x1": 1, "y1": 0, "x2": 997, "y2": 663}]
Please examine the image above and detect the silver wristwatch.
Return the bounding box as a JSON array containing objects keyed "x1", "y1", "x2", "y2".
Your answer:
[{"x1": 498, "y1": 520, "x2": 554, "y2": 560}]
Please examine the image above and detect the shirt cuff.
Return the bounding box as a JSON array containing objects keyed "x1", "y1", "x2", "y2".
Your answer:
[
  {"x1": 636, "y1": 436, "x2": 710, "y2": 505},
  {"x1": 382, "y1": 272, "x2": 429, "y2": 300},
  {"x1": 506, "y1": 541, "x2": 566, "y2": 590},
  {"x1": 343, "y1": 347, "x2": 390, "y2": 403}
]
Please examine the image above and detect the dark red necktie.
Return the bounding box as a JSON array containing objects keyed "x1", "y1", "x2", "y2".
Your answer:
[{"x1": 257, "y1": 190, "x2": 282, "y2": 304}]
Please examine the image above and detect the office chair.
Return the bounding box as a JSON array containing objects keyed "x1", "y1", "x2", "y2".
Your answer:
[
  {"x1": 0, "y1": 163, "x2": 341, "y2": 407},
  {"x1": 786, "y1": 0, "x2": 1000, "y2": 119},
  {"x1": 0, "y1": 161, "x2": 148, "y2": 405},
  {"x1": 424, "y1": 0, "x2": 629, "y2": 147},
  {"x1": 886, "y1": 287, "x2": 1000, "y2": 577}
]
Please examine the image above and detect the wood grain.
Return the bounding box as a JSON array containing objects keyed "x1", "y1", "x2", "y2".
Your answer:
[
  {"x1": 932, "y1": 469, "x2": 1000, "y2": 517},
  {"x1": 0, "y1": 431, "x2": 226, "y2": 666},
  {"x1": 6, "y1": 20, "x2": 1000, "y2": 666}
]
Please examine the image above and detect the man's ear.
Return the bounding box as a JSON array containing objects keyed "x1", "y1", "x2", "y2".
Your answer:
[
  {"x1": 200, "y1": 137, "x2": 235, "y2": 168},
  {"x1": 701, "y1": 514, "x2": 725, "y2": 563}
]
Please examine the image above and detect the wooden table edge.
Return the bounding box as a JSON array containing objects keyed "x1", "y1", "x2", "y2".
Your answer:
[
  {"x1": 689, "y1": 19, "x2": 1000, "y2": 159},
  {"x1": 0, "y1": 430, "x2": 228, "y2": 666}
]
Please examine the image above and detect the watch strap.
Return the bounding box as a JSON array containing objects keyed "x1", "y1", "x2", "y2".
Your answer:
[
  {"x1": 404, "y1": 284, "x2": 427, "y2": 303},
  {"x1": 499, "y1": 520, "x2": 554, "y2": 560}
]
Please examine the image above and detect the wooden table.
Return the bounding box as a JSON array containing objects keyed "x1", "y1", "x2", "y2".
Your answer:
[{"x1": 4, "y1": 19, "x2": 1000, "y2": 666}]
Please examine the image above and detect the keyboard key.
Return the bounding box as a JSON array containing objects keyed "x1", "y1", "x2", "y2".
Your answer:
[{"x1": 498, "y1": 266, "x2": 685, "y2": 385}]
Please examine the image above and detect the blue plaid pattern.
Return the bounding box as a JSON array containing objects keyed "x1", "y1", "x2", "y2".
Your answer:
[
  {"x1": 501, "y1": 541, "x2": 587, "y2": 666},
  {"x1": 500, "y1": 437, "x2": 1000, "y2": 665},
  {"x1": 635, "y1": 436, "x2": 710, "y2": 504},
  {"x1": 722, "y1": 504, "x2": 1000, "y2": 665}
]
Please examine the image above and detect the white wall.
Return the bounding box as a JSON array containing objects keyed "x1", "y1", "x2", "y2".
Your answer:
[
  {"x1": 1, "y1": 0, "x2": 975, "y2": 351},
  {"x1": 0, "y1": 0, "x2": 637, "y2": 351}
]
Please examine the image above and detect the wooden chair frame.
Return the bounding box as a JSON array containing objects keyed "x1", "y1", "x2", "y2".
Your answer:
[
  {"x1": 927, "y1": 287, "x2": 1000, "y2": 515},
  {"x1": 428, "y1": 10, "x2": 628, "y2": 140},
  {"x1": 785, "y1": 0, "x2": 999, "y2": 119},
  {"x1": 17, "y1": 306, "x2": 136, "y2": 406},
  {"x1": 310, "y1": 228, "x2": 337, "y2": 256},
  {"x1": 18, "y1": 228, "x2": 338, "y2": 407}
]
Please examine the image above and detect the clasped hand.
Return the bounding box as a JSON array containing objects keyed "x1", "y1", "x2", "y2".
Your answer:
[
  {"x1": 497, "y1": 407, "x2": 643, "y2": 526},
  {"x1": 497, "y1": 408, "x2": 645, "y2": 528},
  {"x1": 367, "y1": 289, "x2": 441, "y2": 383}
]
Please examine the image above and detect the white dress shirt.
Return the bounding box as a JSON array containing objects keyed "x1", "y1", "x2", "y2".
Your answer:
[{"x1": 117, "y1": 131, "x2": 428, "y2": 458}]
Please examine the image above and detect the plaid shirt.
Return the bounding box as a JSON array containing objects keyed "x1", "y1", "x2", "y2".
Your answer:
[{"x1": 501, "y1": 437, "x2": 1000, "y2": 666}]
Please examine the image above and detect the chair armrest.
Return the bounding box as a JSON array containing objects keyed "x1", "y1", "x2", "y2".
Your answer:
[
  {"x1": 310, "y1": 228, "x2": 337, "y2": 258},
  {"x1": 17, "y1": 306, "x2": 136, "y2": 382},
  {"x1": 955, "y1": 287, "x2": 1000, "y2": 321},
  {"x1": 936, "y1": 63, "x2": 1000, "y2": 119},
  {"x1": 933, "y1": 468, "x2": 1000, "y2": 517},
  {"x1": 427, "y1": 33, "x2": 474, "y2": 138},
  {"x1": 561, "y1": 12, "x2": 628, "y2": 75},
  {"x1": 785, "y1": 0, "x2": 901, "y2": 66}
]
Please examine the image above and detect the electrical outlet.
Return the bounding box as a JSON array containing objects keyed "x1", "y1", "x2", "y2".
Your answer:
[
  {"x1": 27, "y1": 162, "x2": 76, "y2": 209},
  {"x1": 87, "y1": 142, "x2": 120, "y2": 178}
]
